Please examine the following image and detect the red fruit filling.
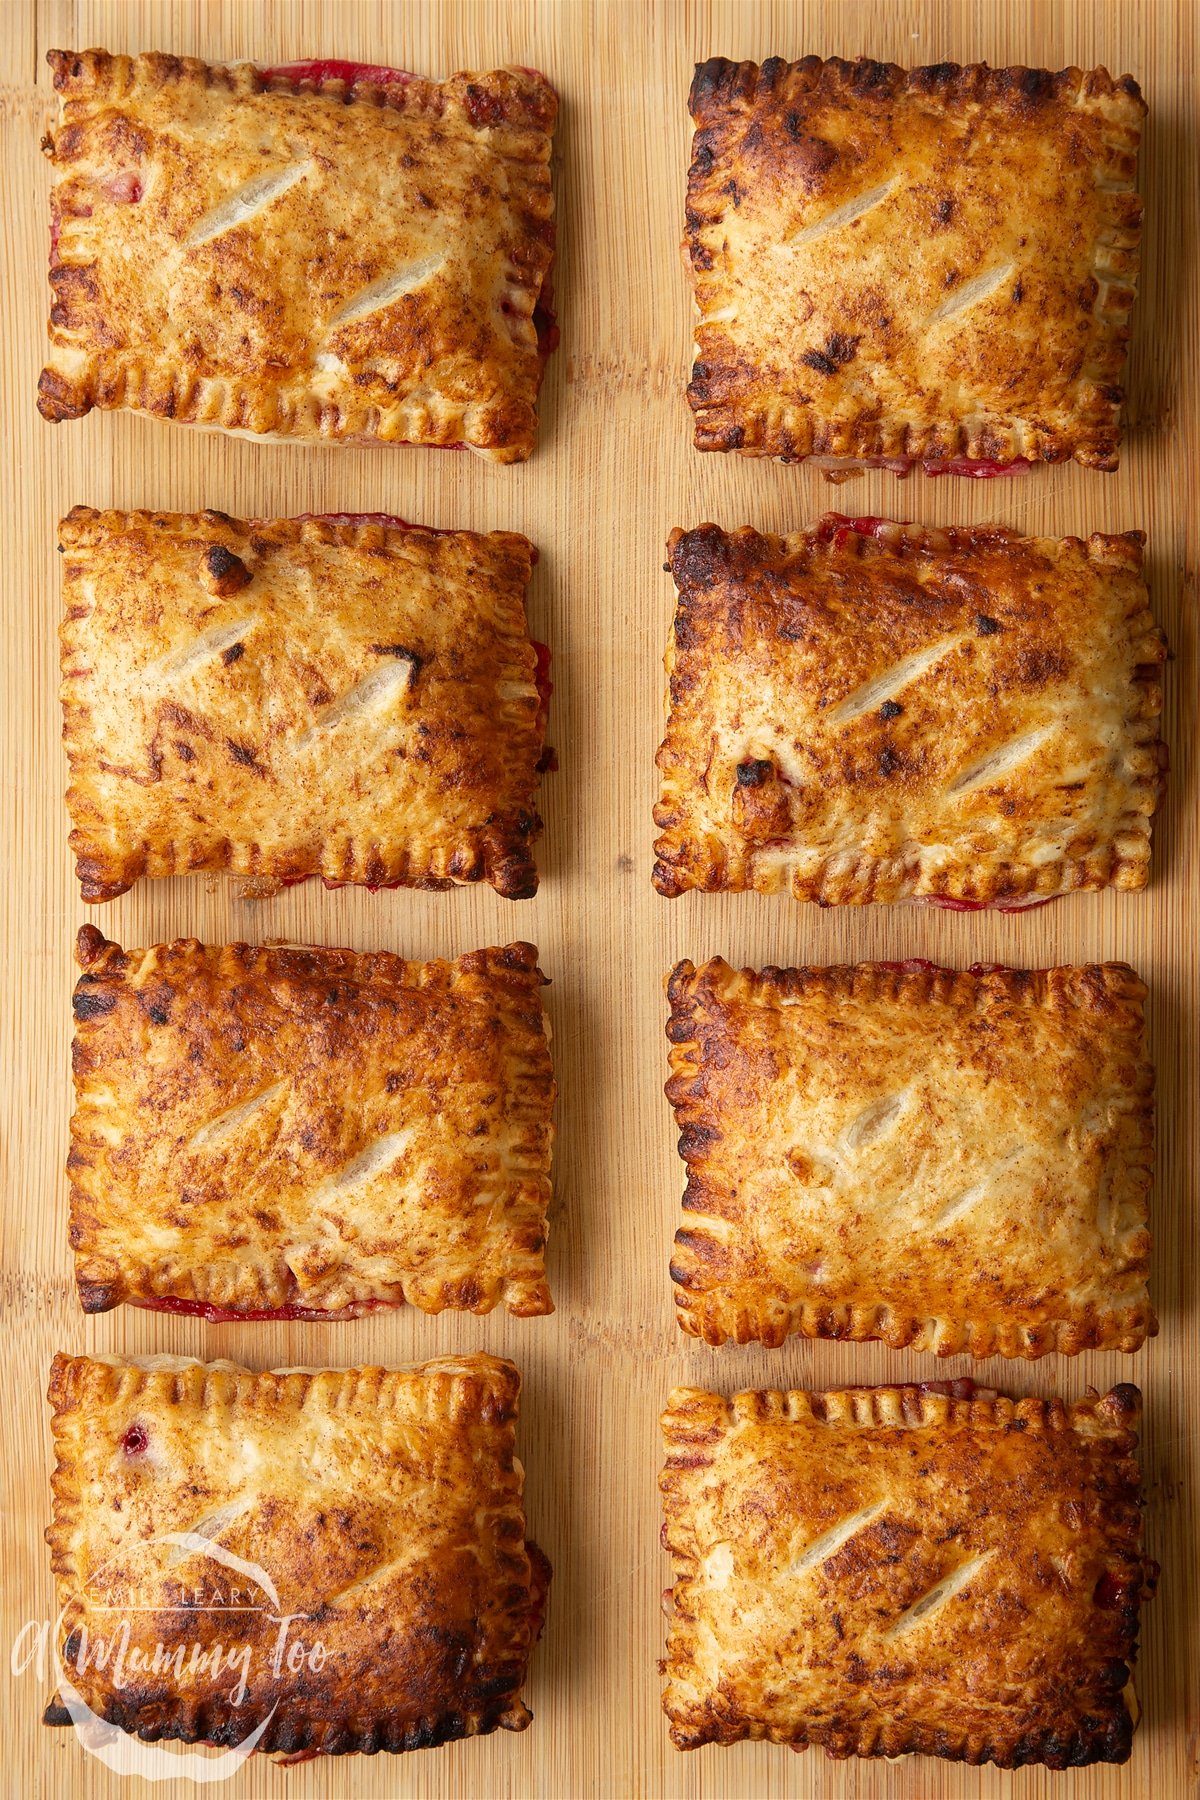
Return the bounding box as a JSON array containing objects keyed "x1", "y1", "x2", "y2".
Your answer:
[
  {"x1": 1093, "y1": 1571, "x2": 1130, "y2": 1609},
  {"x1": 464, "y1": 84, "x2": 506, "y2": 129},
  {"x1": 121, "y1": 1423, "x2": 149, "y2": 1455},
  {"x1": 100, "y1": 171, "x2": 142, "y2": 204},
  {"x1": 257, "y1": 59, "x2": 418, "y2": 89},
  {"x1": 816, "y1": 512, "x2": 907, "y2": 551},
  {"x1": 260, "y1": 57, "x2": 552, "y2": 94},
  {"x1": 813, "y1": 514, "x2": 1023, "y2": 555},
  {"x1": 923, "y1": 457, "x2": 1032, "y2": 479},
  {"x1": 533, "y1": 640, "x2": 553, "y2": 732},
  {"x1": 816, "y1": 513, "x2": 900, "y2": 541},
  {"x1": 136, "y1": 1295, "x2": 390, "y2": 1323}
]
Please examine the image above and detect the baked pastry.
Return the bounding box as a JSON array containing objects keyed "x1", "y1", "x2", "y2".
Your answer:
[
  {"x1": 40, "y1": 50, "x2": 557, "y2": 460},
  {"x1": 660, "y1": 1379, "x2": 1156, "y2": 1766},
  {"x1": 59, "y1": 508, "x2": 550, "y2": 900},
  {"x1": 68, "y1": 926, "x2": 555, "y2": 1319},
  {"x1": 45, "y1": 1352, "x2": 550, "y2": 1759},
  {"x1": 684, "y1": 57, "x2": 1144, "y2": 474},
  {"x1": 653, "y1": 517, "x2": 1166, "y2": 907},
  {"x1": 665, "y1": 956, "x2": 1155, "y2": 1355}
]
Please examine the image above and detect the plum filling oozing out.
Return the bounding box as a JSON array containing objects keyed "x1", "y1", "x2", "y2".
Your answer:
[
  {"x1": 256, "y1": 59, "x2": 419, "y2": 89},
  {"x1": 136, "y1": 1295, "x2": 386, "y2": 1323},
  {"x1": 809, "y1": 455, "x2": 1033, "y2": 480}
]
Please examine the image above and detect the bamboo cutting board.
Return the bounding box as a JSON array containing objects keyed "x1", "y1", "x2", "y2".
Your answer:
[{"x1": 2, "y1": 2, "x2": 1197, "y2": 1796}]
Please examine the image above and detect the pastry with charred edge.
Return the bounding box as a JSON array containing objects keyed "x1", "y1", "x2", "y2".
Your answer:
[
  {"x1": 684, "y1": 57, "x2": 1144, "y2": 474},
  {"x1": 40, "y1": 50, "x2": 557, "y2": 460},
  {"x1": 665, "y1": 956, "x2": 1155, "y2": 1356},
  {"x1": 653, "y1": 517, "x2": 1166, "y2": 908},
  {"x1": 59, "y1": 508, "x2": 549, "y2": 901},
  {"x1": 45, "y1": 1352, "x2": 551, "y2": 1760},
  {"x1": 660, "y1": 1379, "x2": 1156, "y2": 1766},
  {"x1": 68, "y1": 926, "x2": 555, "y2": 1319}
]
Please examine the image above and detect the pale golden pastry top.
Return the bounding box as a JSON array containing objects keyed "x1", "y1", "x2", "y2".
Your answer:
[
  {"x1": 685, "y1": 57, "x2": 1144, "y2": 469},
  {"x1": 41, "y1": 50, "x2": 557, "y2": 459},
  {"x1": 60, "y1": 508, "x2": 547, "y2": 900},
  {"x1": 665, "y1": 957, "x2": 1154, "y2": 1356},
  {"x1": 661, "y1": 1380, "x2": 1156, "y2": 1766},
  {"x1": 653, "y1": 518, "x2": 1166, "y2": 906}
]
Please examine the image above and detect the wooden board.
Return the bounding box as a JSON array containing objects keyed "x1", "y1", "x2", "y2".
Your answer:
[{"x1": 2, "y1": 2, "x2": 1197, "y2": 1795}]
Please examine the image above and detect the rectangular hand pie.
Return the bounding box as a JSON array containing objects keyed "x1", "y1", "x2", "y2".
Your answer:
[
  {"x1": 665, "y1": 957, "x2": 1155, "y2": 1356},
  {"x1": 69, "y1": 926, "x2": 555, "y2": 1320},
  {"x1": 60, "y1": 508, "x2": 549, "y2": 900},
  {"x1": 41, "y1": 51, "x2": 557, "y2": 460},
  {"x1": 45, "y1": 1352, "x2": 550, "y2": 1760},
  {"x1": 653, "y1": 517, "x2": 1166, "y2": 907},
  {"x1": 684, "y1": 57, "x2": 1144, "y2": 473},
  {"x1": 660, "y1": 1379, "x2": 1156, "y2": 1767}
]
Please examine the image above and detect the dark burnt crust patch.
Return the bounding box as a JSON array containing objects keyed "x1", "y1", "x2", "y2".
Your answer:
[
  {"x1": 684, "y1": 57, "x2": 1145, "y2": 469},
  {"x1": 202, "y1": 543, "x2": 252, "y2": 595}
]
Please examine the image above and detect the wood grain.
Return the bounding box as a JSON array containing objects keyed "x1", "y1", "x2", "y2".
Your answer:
[{"x1": 2, "y1": 2, "x2": 1196, "y2": 1796}]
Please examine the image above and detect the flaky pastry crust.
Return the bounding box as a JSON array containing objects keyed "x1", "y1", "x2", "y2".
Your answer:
[
  {"x1": 685, "y1": 57, "x2": 1144, "y2": 470},
  {"x1": 661, "y1": 1380, "x2": 1156, "y2": 1766},
  {"x1": 653, "y1": 518, "x2": 1166, "y2": 906},
  {"x1": 665, "y1": 957, "x2": 1155, "y2": 1356},
  {"x1": 60, "y1": 508, "x2": 547, "y2": 900},
  {"x1": 69, "y1": 927, "x2": 555, "y2": 1318},
  {"x1": 41, "y1": 50, "x2": 557, "y2": 460},
  {"x1": 45, "y1": 1352, "x2": 549, "y2": 1757}
]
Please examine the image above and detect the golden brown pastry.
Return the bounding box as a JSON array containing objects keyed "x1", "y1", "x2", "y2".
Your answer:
[
  {"x1": 684, "y1": 57, "x2": 1144, "y2": 472},
  {"x1": 665, "y1": 957, "x2": 1155, "y2": 1355},
  {"x1": 661, "y1": 1379, "x2": 1156, "y2": 1766},
  {"x1": 41, "y1": 51, "x2": 557, "y2": 460},
  {"x1": 653, "y1": 517, "x2": 1166, "y2": 906},
  {"x1": 69, "y1": 927, "x2": 555, "y2": 1319},
  {"x1": 45, "y1": 1352, "x2": 550, "y2": 1759},
  {"x1": 60, "y1": 508, "x2": 549, "y2": 900}
]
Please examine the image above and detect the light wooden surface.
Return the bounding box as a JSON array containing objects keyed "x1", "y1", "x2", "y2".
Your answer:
[{"x1": 2, "y1": 2, "x2": 1197, "y2": 1796}]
